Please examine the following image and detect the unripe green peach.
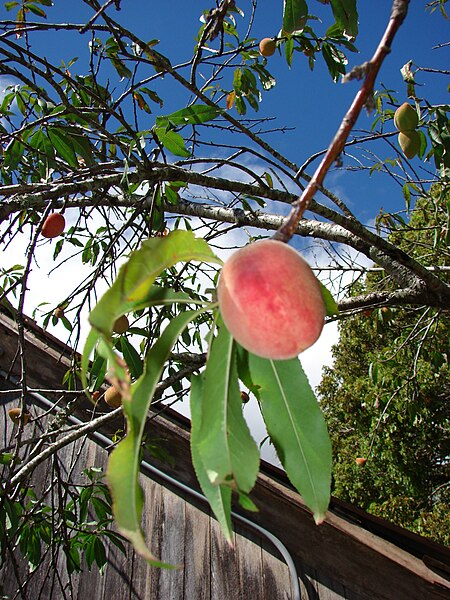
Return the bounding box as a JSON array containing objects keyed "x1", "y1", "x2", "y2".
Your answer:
[
  {"x1": 398, "y1": 130, "x2": 420, "y2": 159},
  {"x1": 259, "y1": 38, "x2": 276, "y2": 57},
  {"x1": 113, "y1": 315, "x2": 129, "y2": 334},
  {"x1": 394, "y1": 102, "x2": 418, "y2": 133},
  {"x1": 217, "y1": 240, "x2": 326, "y2": 360}
]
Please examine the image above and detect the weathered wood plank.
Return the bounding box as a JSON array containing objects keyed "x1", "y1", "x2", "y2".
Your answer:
[
  {"x1": 260, "y1": 537, "x2": 293, "y2": 600},
  {"x1": 183, "y1": 498, "x2": 211, "y2": 600},
  {"x1": 157, "y1": 487, "x2": 186, "y2": 599},
  {"x1": 316, "y1": 571, "x2": 348, "y2": 600},
  {"x1": 134, "y1": 476, "x2": 164, "y2": 599},
  {"x1": 210, "y1": 519, "x2": 240, "y2": 600},
  {"x1": 232, "y1": 523, "x2": 264, "y2": 599}
]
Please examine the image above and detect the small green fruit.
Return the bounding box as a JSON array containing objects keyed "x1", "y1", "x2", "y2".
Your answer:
[
  {"x1": 394, "y1": 103, "x2": 418, "y2": 133},
  {"x1": 398, "y1": 130, "x2": 420, "y2": 159}
]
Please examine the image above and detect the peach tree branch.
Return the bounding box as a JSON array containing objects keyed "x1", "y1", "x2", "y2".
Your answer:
[{"x1": 274, "y1": 0, "x2": 411, "y2": 243}]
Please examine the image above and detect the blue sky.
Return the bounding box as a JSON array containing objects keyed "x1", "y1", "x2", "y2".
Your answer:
[{"x1": 2, "y1": 0, "x2": 446, "y2": 222}]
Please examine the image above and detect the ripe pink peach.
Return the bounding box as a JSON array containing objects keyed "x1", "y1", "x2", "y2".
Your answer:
[{"x1": 217, "y1": 240, "x2": 325, "y2": 360}]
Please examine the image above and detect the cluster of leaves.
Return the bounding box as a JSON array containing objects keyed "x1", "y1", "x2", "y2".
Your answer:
[
  {"x1": 0, "y1": 466, "x2": 126, "y2": 575},
  {"x1": 318, "y1": 188, "x2": 450, "y2": 544},
  {"x1": 81, "y1": 229, "x2": 334, "y2": 563}
]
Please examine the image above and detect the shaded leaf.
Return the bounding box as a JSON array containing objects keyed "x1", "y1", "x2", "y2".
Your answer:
[
  {"x1": 47, "y1": 127, "x2": 79, "y2": 168},
  {"x1": 120, "y1": 337, "x2": 143, "y2": 379},
  {"x1": 190, "y1": 375, "x2": 233, "y2": 544},
  {"x1": 283, "y1": 0, "x2": 308, "y2": 34},
  {"x1": 107, "y1": 309, "x2": 201, "y2": 566},
  {"x1": 329, "y1": 0, "x2": 358, "y2": 38},
  {"x1": 248, "y1": 354, "x2": 332, "y2": 523},
  {"x1": 197, "y1": 324, "x2": 260, "y2": 492}
]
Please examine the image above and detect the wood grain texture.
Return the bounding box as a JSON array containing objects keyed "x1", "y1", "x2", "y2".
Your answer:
[{"x1": 183, "y1": 499, "x2": 211, "y2": 600}]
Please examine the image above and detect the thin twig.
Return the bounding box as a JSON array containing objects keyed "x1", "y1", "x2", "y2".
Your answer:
[{"x1": 274, "y1": 0, "x2": 410, "y2": 243}]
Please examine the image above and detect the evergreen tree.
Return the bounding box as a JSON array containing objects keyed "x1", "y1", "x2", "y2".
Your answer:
[{"x1": 319, "y1": 185, "x2": 450, "y2": 545}]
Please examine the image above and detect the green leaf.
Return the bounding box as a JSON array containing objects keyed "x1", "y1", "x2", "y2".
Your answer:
[
  {"x1": 329, "y1": 0, "x2": 358, "y2": 38},
  {"x1": 155, "y1": 127, "x2": 190, "y2": 157},
  {"x1": 3, "y1": 138, "x2": 25, "y2": 171},
  {"x1": 107, "y1": 309, "x2": 201, "y2": 566},
  {"x1": 190, "y1": 375, "x2": 233, "y2": 544},
  {"x1": 155, "y1": 105, "x2": 223, "y2": 129},
  {"x1": 248, "y1": 354, "x2": 331, "y2": 523},
  {"x1": 0, "y1": 452, "x2": 15, "y2": 465},
  {"x1": 47, "y1": 127, "x2": 79, "y2": 168},
  {"x1": 88, "y1": 230, "x2": 221, "y2": 336},
  {"x1": 26, "y1": 3, "x2": 47, "y2": 18},
  {"x1": 120, "y1": 337, "x2": 143, "y2": 379},
  {"x1": 320, "y1": 283, "x2": 339, "y2": 317},
  {"x1": 283, "y1": 0, "x2": 308, "y2": 34},
  {"x1": 197, "y1": 325, "x2": 260, "y2": 492}
]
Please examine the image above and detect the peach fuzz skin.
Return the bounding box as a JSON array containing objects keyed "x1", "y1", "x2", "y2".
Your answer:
[{"x1": 217, "y1": 240, "x2": 326, "y2": 360}]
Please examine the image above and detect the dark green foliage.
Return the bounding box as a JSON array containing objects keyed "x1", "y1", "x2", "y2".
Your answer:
[{"x1": 319, "y1": 188, "x2": 450, "y2": 545}]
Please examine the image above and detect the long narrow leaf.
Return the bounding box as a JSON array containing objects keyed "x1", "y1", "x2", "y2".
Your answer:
[
  {"x1": 190, "y1": 375, "x2": 233, "y2": 544},
  {"x1": 197, "y1": 326, "x2": 259, "y2": 493},
  {"x1": 89, "y1": 230, "x2": 221, "y2": 335},
  {"x1": 248, "y1": 354, "x2": 331, "y2": 523},
  {"x1": 156, "y1": 105, "x2": 223, "y2": 129},
  {"x1": 107, "y1": 309, "x2": 202, "y2": 566}
]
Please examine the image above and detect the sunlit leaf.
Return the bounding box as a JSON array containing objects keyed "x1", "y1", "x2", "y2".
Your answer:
[
  {"x1": 155, "y1": 127, "x2": 190, "y2": 157},
  {"x1": 88, "y1": 230, "x2": 221, "y2": 335},
  {"x1": 156, "y1": 105, "x2": 223, "y2": 129},
  {"x1": 320, "y1": 283, "x2": 339, "y2": 317},
  {"x1": 107, "y1": 309, "x2": 201, "y2": 566}
]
